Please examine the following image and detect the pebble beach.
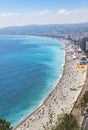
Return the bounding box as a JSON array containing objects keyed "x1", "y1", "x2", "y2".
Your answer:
[{"x1": 13, "y1": 40, "x2": 87, "y2": 130}]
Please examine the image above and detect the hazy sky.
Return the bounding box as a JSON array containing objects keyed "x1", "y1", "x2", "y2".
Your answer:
[{"x1": 0, "y1": 0, "x2": 88, "y2": 27}]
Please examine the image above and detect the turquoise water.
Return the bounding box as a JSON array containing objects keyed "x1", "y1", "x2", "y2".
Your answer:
[{"x1": 0, "y1": 35, "x2": 64, "y2": 126}]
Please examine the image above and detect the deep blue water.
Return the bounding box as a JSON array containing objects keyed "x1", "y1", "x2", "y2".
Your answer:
[{"x1": 0, "y1": 35, "x2": 64, "y2": 126}]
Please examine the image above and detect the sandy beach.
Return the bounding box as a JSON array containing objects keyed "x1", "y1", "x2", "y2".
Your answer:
[{"x1": 13, "y1": 39, "x2": 87, "y2": 130}]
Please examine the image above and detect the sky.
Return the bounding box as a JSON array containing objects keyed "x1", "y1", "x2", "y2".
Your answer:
[{"x1": 0, "y1": 0, "x2": 88, "y2": 28}]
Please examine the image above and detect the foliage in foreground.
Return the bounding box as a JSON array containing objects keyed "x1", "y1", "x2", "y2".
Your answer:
[
  {"x1": 80, "y1": 91, "x2": 88, "y2": 108},
  {"x1": 53, "y1": 114, "x2": 81, "y2": 130},
  {"x1": 0, "y1": 118, "x2": 12, "y2": 130}
]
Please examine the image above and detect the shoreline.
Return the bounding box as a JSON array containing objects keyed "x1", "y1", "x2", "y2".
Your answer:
[
  {"x1": 13, "y1": 38, "x2": 87, "y2": 130},
  {"x1": 13, "y1": 37, "x2": 66, "y2": 129}
]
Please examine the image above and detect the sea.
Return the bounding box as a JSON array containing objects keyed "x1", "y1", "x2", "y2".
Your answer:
[{"x1": 0, "y1": 35, "x2": 65, "y2": 126}]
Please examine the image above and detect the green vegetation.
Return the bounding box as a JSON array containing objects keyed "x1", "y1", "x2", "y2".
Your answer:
[
  {"x1": 0, "y1": 118, "x2": 12, "y2": 130},
  {"x1": 53, "y1": 114, "x2": 80, "y2": 130},
  {"x1": 80, "y1": 91, "x2": 88, "y2": 108},
  {"x1": 43, "y1": 113, "x2": 83, "y2": 130}
]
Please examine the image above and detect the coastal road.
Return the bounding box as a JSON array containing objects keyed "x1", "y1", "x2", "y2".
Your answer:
[{"x1": 82, "y1": 116, "x2": 88, "y2": 130}]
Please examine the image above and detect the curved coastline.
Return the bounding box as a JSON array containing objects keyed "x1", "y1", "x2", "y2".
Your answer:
[
  {"x1": 13, "y1": 37, "x2": 66, "y2": 129},
  {"x1": 0, "y1": 35, "x2": 64, "y2": 126},
  {"x1": 13, "y1": 38, "x2": 87, "y2": 130}
]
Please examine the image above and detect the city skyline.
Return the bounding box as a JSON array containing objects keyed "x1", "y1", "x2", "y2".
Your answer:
[{"x1": 0, "y1": 0, "x2": 88, "y2": 27}]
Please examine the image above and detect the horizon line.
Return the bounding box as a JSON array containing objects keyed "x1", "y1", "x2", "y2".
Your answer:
[{"x1": 0, "y1": 21, "x2": 88, "y2": 29}]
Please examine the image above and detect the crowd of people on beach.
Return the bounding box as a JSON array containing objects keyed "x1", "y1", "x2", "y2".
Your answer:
[{"x1": 13, "y1": 40, "x2": 87, "y2": 130}]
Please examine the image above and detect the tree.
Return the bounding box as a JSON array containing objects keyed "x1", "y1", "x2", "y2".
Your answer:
[
  {"x1": 80, "y1": 91, "x2": 88, "y2": 108},
  {"x1": 83, "y1": 91, "x2": 88, "y2": 104},
  {"x1": 0, "y1": 118, "x2": 12, "y2": 130},
  {"x1": 53, "y1": 114, "x2": 80, "y2": 130}
]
